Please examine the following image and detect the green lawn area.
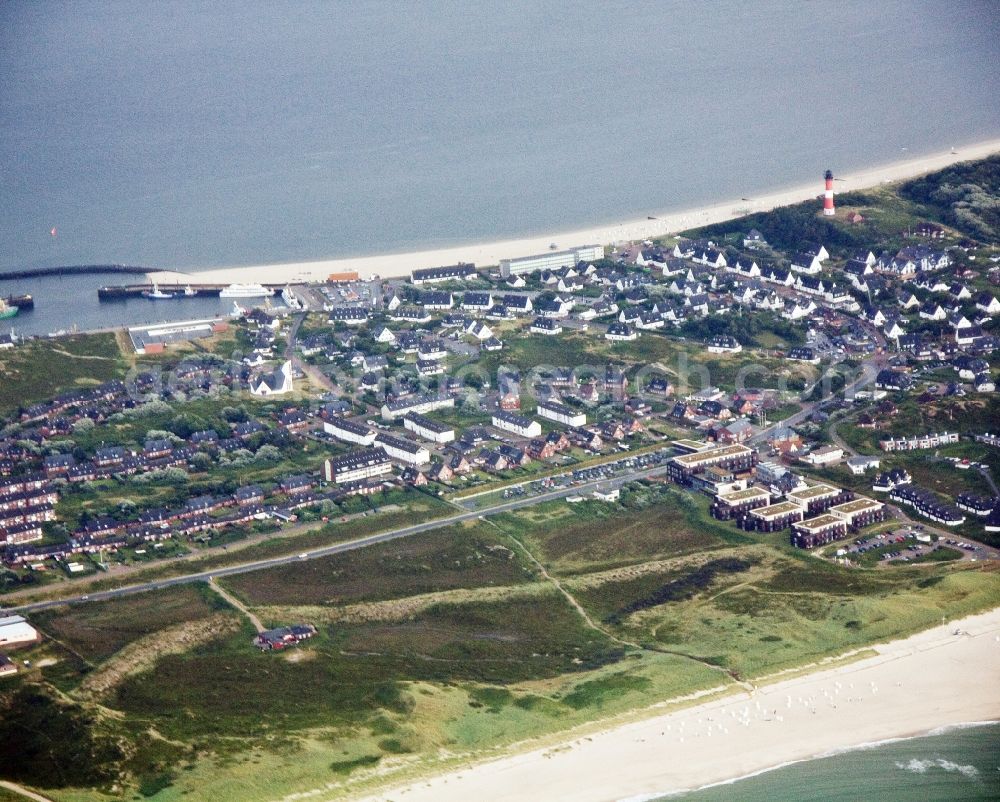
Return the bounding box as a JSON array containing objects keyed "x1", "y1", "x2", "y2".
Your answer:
[
  {"x1": 0, "y1": 333, "x2": 127, "y2": 416},
  {"x1": 607, "y1": 333, "x2": 691, "y2": 365},
  {"x1": 492, "y1": 328, "x2": 603, "y2": 370}
]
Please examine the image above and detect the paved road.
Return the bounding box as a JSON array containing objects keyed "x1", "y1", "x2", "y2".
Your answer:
[
  {"x1": 284, "y1": 310, "x2": 338, "y2": 392},
  {"x1": 7, "y1": 465, "x2": 670, "y2": 615},
  {"x1": 749, "y1": 355, "x2": 881, "y2": 446},
  {"x1": 979, "y1": 466, "x2": 999, "y2": 496}
]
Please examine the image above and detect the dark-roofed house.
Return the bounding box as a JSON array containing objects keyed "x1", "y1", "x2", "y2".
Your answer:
[
  {"x1": 143, "y1": 438, "x2": 173, "y2": 459},
  {"x1": 411, "y1": 263, "x2": 476, "y2": 285},
  {"x1": 233, "y1": 420, "x2": 266, "y2": 438},
  {"x1": 324, "y1": 449, "x2": 393, "y2": 484},
  {"x1": 254, "y1": 624, "x2": 317, "y2": 650},
  {"x1": 462, "y1": 291, "x2": 493, "y2": 311},
  {"x1": 94, "y1": 446, "x2": 127, "y2": 468},
  {"x1": 491, "y1": 410, "x2": 541, "y2": 438},
  {"x1": 234, "y1": 485, "x2": 265, "y2": 506},
  {"x1": 190, "y1": 429, "x2": 220, "y2": 446},
  {"x1": 375, "y1": 432, "x2": 431, "y2": 466},
  {"x1": 327, "y1": 306, "x2": 370, "y2": 325},
  {"x1": 279, "y1": 475, "x2": 314, "y2": 496},
  {"x1": 43, "y1": 453, "x2": 75, "y2": 477}
]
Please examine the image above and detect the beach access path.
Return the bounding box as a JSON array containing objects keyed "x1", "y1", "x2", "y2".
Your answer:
[{"x1": 350, "y1": 607, "x2": 1000, "y2": 802}]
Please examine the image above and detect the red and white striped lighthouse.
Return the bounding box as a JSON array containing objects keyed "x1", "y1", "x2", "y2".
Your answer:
[{"x1": 823, "y1": 169, "x2": 835, "y2": 216}]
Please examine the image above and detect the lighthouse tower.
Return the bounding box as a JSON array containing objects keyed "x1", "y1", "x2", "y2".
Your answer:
[{"x1": 823, "y1": 170, "x2": 835, "y2": 216}]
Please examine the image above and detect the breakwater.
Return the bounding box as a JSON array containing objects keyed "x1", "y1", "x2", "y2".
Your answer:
[{"x1": 0, "y1": 264, "x2": 152, "y2": 281}]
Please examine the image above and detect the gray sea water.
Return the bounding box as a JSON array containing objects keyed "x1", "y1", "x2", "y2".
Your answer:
[
  {"x1": 1, "y1": 0, "x2": 999, "y2": 281},
  {"x1": 1, "y1": 1, "x2": 1000, "y2": 335},
  {"x1": 657, "y1": 722, "x2": 1000, "y2": 802}
]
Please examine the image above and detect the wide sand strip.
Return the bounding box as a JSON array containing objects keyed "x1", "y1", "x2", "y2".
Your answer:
[
  {"x1": 150, "y1": 139, "x2": 1000, "y2": 286},
  {"x1": 350, "y1": 608, "x2": 1000, "y2": 802}
]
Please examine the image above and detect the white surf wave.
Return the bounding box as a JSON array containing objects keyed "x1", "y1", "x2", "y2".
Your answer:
[{"x1": 894, "y1": 758, "x2": 980, "y2": 779}]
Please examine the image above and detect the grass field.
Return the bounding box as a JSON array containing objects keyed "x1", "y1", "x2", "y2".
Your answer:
[
  {"x1": 106, "y1": 588, "x2": 625, "y2": 742},
  {"x1": 0, "y1": 333, "x2": 126, "y2": 416},
  {"x1": 492, "y1": 487, "x2": 750, "y2": 576},
  {"x1": 6, "y1": 490, "x2": 1000, "y2": 802},
  {"x1": 220, "y1": 523, "x2": 538, "y2": 607},
  {"x1": 583, "y1": 550, "x2": 1000, "y2": 678},
  {"x1": 31, "y1": 584, "x2": 228, "y2": 664}
]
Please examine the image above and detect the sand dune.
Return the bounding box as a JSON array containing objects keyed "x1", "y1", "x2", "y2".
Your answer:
[
  {"x1": 149, "y1": 139, "x2": 1000, "y2": 287},
  {"x1": 349, "y1": 608, "x2": 1000, "y2": 802}
]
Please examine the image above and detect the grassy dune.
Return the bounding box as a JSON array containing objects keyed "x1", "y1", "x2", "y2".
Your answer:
[
  {"x1": 220, "y1": 523, "x2": 538, "y2": 607},
  {"x1": 0, "y1": 333, "x2": 126, "y2": 415},
  {"x1": 32, "y1": 583, "x2": 228, "y2": 665},
  {"x1": 5, "y1": 490, "x2": 1000, "y2": 801}
]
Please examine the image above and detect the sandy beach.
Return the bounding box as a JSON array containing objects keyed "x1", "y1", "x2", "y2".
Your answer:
[
  {"x1": 149, "y1": 139, "x2": 1000, "y2": 287},
  {"x1": 349, "y1": 607, "x2": 1000, "y2": 802}
]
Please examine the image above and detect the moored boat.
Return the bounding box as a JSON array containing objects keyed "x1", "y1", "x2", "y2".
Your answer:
[
  {"x1": 143, "y1": 283, "x2": 178, "y2": 299},
  {"x1": 4, "y1": 294, "x2": 33, "y2": 310}
]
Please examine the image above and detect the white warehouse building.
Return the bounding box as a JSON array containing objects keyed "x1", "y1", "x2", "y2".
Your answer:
[{"x1": 0, "y1": 615, "x2": 40, "y2": 648}]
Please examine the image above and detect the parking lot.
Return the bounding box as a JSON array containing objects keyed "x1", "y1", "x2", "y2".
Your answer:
[
  {"x1": 838, "y1": 527, "x2": 998, "y2": 565},
  {"x1": 461, "y1": 447, "x2": 674, "y2": 509}
]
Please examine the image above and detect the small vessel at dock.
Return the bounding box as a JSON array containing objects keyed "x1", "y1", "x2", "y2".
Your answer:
[
  {"x1": 99, "y1": 283, "x2": 221, "y2": 301},
  {"x1": 4, "y1": 294, "x2": 33, "y2": 310},
  {"x1": 143, "y1": 283, "x2": 178, "y2": 300}
]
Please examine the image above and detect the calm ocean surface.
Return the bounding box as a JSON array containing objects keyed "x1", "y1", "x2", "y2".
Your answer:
[
  {"x1": 657, "y1": 723, "x2": 1000, "y2": 802},
  {"x1": 0, "y1": 1, "x2": 999, "y2": 333}
]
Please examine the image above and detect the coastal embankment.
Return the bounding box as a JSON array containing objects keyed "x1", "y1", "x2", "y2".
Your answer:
[
  {"x1": 350, "y1": 607, "x2": 1000, "y2": 802},
  {"x1": 149, "y1": 139, "x2": 1000, "y2": 287}
]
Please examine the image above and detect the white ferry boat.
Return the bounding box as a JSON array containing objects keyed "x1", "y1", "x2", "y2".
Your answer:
[
  {"x1": 281, "y1": 286, "x2": 302, "y2": 309},
  {"x1": 219, "y1": 283, "x2": 274, "y2": 298}
]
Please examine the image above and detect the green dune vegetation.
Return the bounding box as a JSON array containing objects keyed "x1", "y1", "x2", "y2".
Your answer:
[
  {"x1": 3, "y1": 483, "x2": 999, "y2": 802},
  {"x1": 0, "y1": 332, "x2": 128, "y2": 417}
]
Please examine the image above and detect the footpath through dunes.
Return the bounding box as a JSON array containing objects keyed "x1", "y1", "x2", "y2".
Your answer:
[
  {"x1": 209, "y1": 578, "x2": 265, "y2": 633},
  {"x1": 0, "y1": 781, "x2": 57, "y2": 802},
  {"x1": 75, "y1": 613, "x2": 242, "y2": 700},
  {"x1": 256, "y1": 583, "x2": 552, "y2": 627},
  {"x1": 350, "y1": 608, "x2": 1000, "y2": 802},
  {"x1": 147, "y1": 139, "x2": 1000, "y2": 285}
]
